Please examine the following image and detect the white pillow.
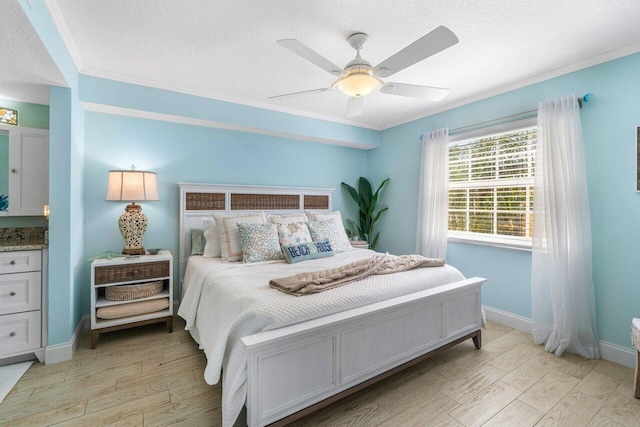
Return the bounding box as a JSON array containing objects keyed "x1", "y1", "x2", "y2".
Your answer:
[
  {"x1": 202, "y1": 217, "x2": 221, "y2": 258},
  {"x1": 268, "y1": 213, "x2": 309, "y2": 224},
  {"x1": 214, "y1": 213, "x2": 267, "y2": 261},
  {"x1": 306, "y1": 210, "x2": 351, "y2": 248},
  {"x1": 276, "y1": 221, "x2": 313, "y2": 247}
]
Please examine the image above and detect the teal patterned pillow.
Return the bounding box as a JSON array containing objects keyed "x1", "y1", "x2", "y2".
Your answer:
[
  {"x1": 237, "y1": 223, "x2": 285, "y2": 263},
  {"x1": 306, "y1": 220, "x2": 347, "y2": 253},
  {"x1": 276, "y1": 221, "x2": 312, "y2": 246},
  {"x1": 282, "y1": 239, "x2": 335, "y2": 264}
]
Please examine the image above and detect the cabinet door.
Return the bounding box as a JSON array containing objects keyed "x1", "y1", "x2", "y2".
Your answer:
[
  {"x1": 0, "y1": 311, "x2": 41, "y2": 357},
  {"x1": 8, "y1": 127, "x2": 49, "y2": 216}
]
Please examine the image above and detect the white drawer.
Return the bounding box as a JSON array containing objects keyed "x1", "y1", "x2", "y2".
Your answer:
[
  {"x1": 0, "y1": 272, "x2": 42, "y2": 315},
  {"x1": 0, "y1": 251, "x2": 42, "y2": 274},
  {"x1": 0, "y1": 311, "x2": 41, "y2": 357}
]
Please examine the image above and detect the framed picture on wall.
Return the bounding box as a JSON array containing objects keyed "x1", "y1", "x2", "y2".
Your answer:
[{"x1": 637, "y1": 127, "x2": 640, "y2": 191}]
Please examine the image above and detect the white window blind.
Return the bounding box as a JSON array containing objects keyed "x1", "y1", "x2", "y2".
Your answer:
[{"x1": 448, "y1": 120, "x2": 537, "y2": 247}]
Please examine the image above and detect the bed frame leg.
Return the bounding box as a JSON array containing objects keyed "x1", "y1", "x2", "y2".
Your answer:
[{"x1": 472, "y1": 330, "x2": 482, "y2": 349}]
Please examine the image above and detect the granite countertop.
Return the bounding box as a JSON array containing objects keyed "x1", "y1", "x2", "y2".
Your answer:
[
  {"x1": 0, "y1": 227, "x2": 48, "y2": 252},
  {"x1": 0, "y1": 242, "x2": 48, "y2": 252}
]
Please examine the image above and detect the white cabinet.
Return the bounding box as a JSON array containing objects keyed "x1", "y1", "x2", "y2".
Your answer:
[
  {"x1": 1, "y1": 125, "x2": 49, "y2": 217},
  {"x1": 0, "y1": 249, "x2": 47, "y2": 362}
]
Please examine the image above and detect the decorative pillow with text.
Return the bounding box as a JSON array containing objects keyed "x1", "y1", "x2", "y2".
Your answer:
[{"x1": 282, "y1": 239, "x2": 335, "y2": 264}]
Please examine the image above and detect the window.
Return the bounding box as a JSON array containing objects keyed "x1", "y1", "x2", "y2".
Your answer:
[{"x1": 448, "y1": 118, "x2": 537, "y2": 248}]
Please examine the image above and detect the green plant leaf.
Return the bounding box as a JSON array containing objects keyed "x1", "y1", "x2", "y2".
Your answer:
[
  {"x1": 371, "y1": 207, "x2": 389, "y2": 225},
  {"x1": 358, "y1": 177, "x2": 372, "y2": 209},
  {"x1": 342, "y1": 182, "x2": 367, "y2": 214},
  {"x1": 362, "y1": 210, "x2": 372, "y2": 236},
  {"x1": 372, "y1": 178, "x2": 390, "y2": 200},
  {"x1": 341, "y1": 182, "x2": 361, "y2": 204},
  {"x1": 371, "y1": 232, "x2": 380, "y2": 251},
  {"x1": 368, "y1": 178, "x2": 389, "y2": 214}
]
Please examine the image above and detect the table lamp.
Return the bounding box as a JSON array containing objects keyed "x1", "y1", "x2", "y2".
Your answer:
[{"x1": 106, "y1": 168, "x2": 159, "y2": 255}]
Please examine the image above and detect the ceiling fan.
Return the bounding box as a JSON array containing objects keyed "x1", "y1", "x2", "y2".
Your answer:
[{"x1": 269, "y1": 26, "x2": 459, "y2": 117}]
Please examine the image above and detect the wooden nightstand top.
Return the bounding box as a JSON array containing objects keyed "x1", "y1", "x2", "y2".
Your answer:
[{"x1": 91, "y1": 250, "x2": 172, "y2": 267}]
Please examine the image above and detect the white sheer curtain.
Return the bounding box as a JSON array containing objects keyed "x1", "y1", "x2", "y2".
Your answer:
[
  {"x1": 416, "y1": 128, "x2": 449, "y2": 259},
  {"x1": 531, "y1": 94, "x2": 599, "y2": 359}
]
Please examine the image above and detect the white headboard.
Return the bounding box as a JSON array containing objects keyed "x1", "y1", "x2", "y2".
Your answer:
[{"x1": 178, "y1": 182, "x2": 333, "y2": 292}]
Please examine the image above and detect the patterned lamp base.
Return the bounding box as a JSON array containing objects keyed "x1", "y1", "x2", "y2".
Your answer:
[{"x1": 119, "y1": 203, "x2": 148, "y2": 255}]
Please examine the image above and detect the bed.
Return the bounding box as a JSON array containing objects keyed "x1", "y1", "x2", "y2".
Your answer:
[{"x1": 177, "y1": 183, "x2": 486, "y2": 427}]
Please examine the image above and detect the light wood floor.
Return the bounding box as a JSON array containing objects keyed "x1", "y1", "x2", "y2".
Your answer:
[{"x1": 1, "y1": 318, "x2": 639, "y2": 426}]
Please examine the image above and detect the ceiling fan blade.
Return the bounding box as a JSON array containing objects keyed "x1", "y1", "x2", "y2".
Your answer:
[
  {"x1": 277, "y1": 39, "x2": 343, "y2": 76},
  {"x1": 380, "y1": 83, "x2": 450, "y2": 101},
  {"x1": 373, "y1": 26, "x2": 458, "y2": 78},
  {"x1": 346, "y1": 96, "x2": 364, "y2": 117},
  {"x1": 268, "y1": 88, "x2": 333, "y2": 100}
]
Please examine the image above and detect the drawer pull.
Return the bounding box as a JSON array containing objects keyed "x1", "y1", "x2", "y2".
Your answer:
[
  {"x1": 10, "y1": 332, "x2": 16, "y2": 337},
  {"x1": 10, "y1": 291, "x2": 16, "y2": 296},
  {"x1": 10, "y1": 260, "x2": 16, "y2": 265},
  {"x1": 132, "y1": 270, "x2": 139, "y2": 275}
]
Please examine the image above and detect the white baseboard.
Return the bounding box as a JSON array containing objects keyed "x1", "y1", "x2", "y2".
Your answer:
[
  {"x1": 44, "y1": 315, "x2": 90, "y2": 365},
  {"x1": 483, "y1": 306, "x2": 533, "y2": 334},
  {"x1": 482, "y1": 305, "x2": 636, "y2": 369},
  {"x1": 599, "y1": 340, "x2": 636, "y2": 369}
]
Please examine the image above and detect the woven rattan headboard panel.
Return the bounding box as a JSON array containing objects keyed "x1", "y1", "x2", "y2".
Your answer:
[
  {"x1": 178, "y1": 183, "x2": 333, "y2": 293},
  {"x1": 184, "y1": 192, "x2": 330, "y2": 211}
]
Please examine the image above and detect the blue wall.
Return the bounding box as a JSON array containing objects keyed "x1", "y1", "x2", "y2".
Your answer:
[
  {"x1": 21, "y1": 0, "x2": 86, "y2": 346},
  {"x1": 79, "y1": 76, "x2": 380, "y2": 149},
  {"x1": 83, "y1": 112, "x2": 368, "y2": 299},
  {"x1": 369, "y1": 52, "x2": 640, "y2": 350}
]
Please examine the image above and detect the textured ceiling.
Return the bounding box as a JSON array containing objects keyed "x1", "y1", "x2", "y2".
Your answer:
[
  {"x1": 52, "y1": 0, "x2": 640, "y2": 128},
  {"x1": 0, "y1": 1, "x2": 66, "y2": 105}
]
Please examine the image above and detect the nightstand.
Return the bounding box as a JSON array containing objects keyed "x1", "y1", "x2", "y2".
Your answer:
[{"x1": 90, "y1": 251, "x2": 173, "y2": 348}]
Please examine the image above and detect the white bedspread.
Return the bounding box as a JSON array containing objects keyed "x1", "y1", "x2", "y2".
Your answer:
[{"x1": 178, "y1": 249, "x2": 465, "y2": 427}]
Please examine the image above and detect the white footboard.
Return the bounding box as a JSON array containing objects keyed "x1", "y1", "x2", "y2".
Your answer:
[{"x1": 242, "y1": 276, "x2": 486, "y2": 427}]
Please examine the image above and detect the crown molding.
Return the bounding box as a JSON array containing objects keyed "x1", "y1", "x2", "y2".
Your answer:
[
  {"x1": 80, "y1": 101, "x2": 378, "y2": 150},
  {"x1": 44, "y1": 0, "x2": 85, "y2": 72},
  {"x1": 44, "y1": 0, "x2": 640, "y2": 132},
  {"x1": 80, "y1": 66, "x2": 380, "y2": 131},
  {"x1": 380, "y1": 41, "x2": 640, "y2": 130}
]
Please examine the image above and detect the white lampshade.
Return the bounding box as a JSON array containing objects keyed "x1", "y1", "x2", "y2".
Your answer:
[{"x1": 106, "y1": 170, "x2": 159, "y2": 202}]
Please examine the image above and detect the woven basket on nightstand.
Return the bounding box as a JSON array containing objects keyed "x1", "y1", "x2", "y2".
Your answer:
[
  {"x1": 105, "y1": 280, "x2": 163, "y2": 301},
  {"x1": 632, "y1": 323, "x2": 640, "y2": 351}
]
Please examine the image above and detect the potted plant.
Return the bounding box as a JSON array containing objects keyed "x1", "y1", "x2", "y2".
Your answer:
[{"x1": 341, "y1": 177, "x2": 389, "y2": 250}]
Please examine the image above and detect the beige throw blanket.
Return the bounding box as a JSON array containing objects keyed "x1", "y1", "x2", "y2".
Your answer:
[{"x1": 269, "y1": 253, "x2": 446, "y2": 296}]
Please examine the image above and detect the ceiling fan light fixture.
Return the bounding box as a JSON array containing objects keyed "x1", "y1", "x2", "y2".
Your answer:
[{"x1": 333, "y1": 69, "x2": 383, "y2": 97}]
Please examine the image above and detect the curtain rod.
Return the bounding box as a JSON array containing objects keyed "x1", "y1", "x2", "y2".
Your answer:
[{"x1": 419, "y1": 93, "x2": 592, "y2": 140}]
